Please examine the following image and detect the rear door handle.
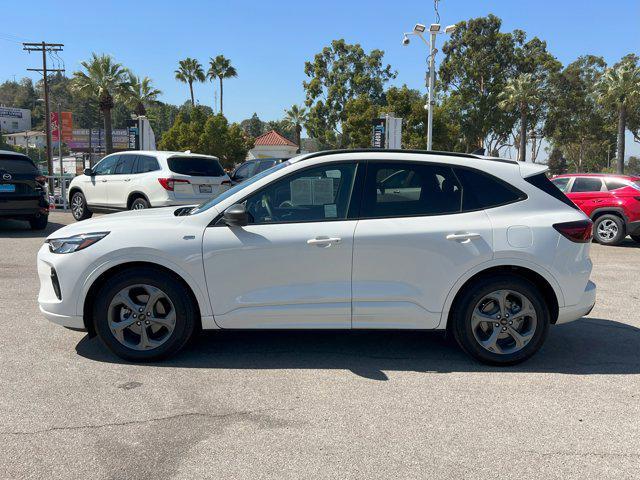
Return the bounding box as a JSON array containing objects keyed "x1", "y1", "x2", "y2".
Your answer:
[
  {"x1": 101, "y1": 179, "x2": 108, "y2": 182},
  {"x1": 124, "y1": 178, "x2": 131, "y2": 182},
  {"x1": 307, "y1": 236, "x2": 342, "y2": 247},
  {"x1": 446, "y1": 232, "x2": 481, "y2": 242}
]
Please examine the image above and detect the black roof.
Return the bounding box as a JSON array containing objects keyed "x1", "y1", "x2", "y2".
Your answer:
[{"x1": 298, "y1": 149, "x2": 518, "y2": 165}]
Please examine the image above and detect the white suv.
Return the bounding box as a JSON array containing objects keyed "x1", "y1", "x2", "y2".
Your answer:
[
  {"x1": 38, "y1": 150, "x2": 596, "y2": 365},
  {"x1": 68, "y1": 151, "x2": 230, "y2": 220}
]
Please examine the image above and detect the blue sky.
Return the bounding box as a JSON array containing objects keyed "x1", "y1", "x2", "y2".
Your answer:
[{"x1": 1, "y1": 0, "x2": 639, "y2": 155}]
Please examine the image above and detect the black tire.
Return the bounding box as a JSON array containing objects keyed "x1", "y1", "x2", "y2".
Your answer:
[
  {"x1": 593, "y1": 214, "x2": 625, "y2": 245},
  {"x1": 130, "y1": 197, "x2": 150, "y2": 210},
  {"x1": 631, "y1": 234, "x2": 640, "y2": 244},
  {"x1": 451, "y1": 275, "x2": 550, "y2": 366},
  {"x1": 71, "y1": 191, "x2": 92, "y2": 221},
  {"x1": 93, "y1": 267, "x2": 197, "y2": 362},
  {"x1": 29, "y1": 214, "x2": 48, "y2": 230}
]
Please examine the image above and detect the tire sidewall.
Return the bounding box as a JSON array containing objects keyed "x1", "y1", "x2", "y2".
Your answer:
[
  {"x1": 452, "y1": 275, "x2": 550, "y2": 366},
  {"x1": 71, "y1": 192, "x2": 91, "y2": 221},
  {"x1": 131, "y1": 198, "x2": 149, "y2": 210},
  {"x1": 93, "y1": 268, "x2": 196, "y2": 361},
  {"x1": 594, "y1": 214, "x2": 625, "y2": 245}
]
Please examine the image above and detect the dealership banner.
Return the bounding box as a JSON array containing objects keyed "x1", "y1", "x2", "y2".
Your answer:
[
  {"x1": 68, "y1": 128, "x2": 130, "y2": 152},
  {"x1": 51, "y1": 112, "x2": 73, "y2": 142}
]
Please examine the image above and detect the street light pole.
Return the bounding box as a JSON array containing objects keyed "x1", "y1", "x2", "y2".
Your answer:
[{"x1": 426, "y1": 30, "x2": 437, "y2": 150}]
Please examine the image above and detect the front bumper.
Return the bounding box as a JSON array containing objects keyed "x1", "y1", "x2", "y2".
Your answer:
[{"x1": 556, "y1": 280, "x2": 596, "y2": 324}]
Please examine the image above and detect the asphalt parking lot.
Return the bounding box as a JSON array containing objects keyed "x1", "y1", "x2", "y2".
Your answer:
[{"x1": 0, "y1": 211, "x2": 638, "y2": 479}]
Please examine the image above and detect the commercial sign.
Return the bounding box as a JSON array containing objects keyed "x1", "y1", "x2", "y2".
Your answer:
[
  {"x1": 372, "y1": 118, "x2": 385, "y2": 148},
  {"x1": 127, "y1": 118, "x2": 140, "y2": 150},
  {"x1": 0, "y1": 107, "x2": 25, "y2": 118},
  {"x1": 67, "y1": 128, "x2": 130, "y2": 152},
  {"x1": 371, "y1": 115, "x2": 402, "y2": 149},
  {"x1": 51, "y1": 112, "x2": 73, "y2": 142}
]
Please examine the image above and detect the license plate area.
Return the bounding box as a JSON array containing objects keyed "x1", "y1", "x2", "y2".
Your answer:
[
  {"x1": 0, "y1": 184, "x2": 16, "y2": 193},
  {"x1": 199, "y1": 185, "x2": 212, "y2": 194}
]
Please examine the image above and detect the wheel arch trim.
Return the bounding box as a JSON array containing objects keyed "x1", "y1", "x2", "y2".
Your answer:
[
  {"x1": 76, "y1": 253, "x2": 214, "y2": 333},
  {"x1": 438, "y1": 258, "x2": 565, "y2": 328}
]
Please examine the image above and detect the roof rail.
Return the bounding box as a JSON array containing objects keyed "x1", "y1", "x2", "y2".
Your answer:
[{"x1": 297, "y1": 148, "x2": 521, "y2": 164}]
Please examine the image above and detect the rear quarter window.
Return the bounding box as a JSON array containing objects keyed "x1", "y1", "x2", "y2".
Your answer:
[
  {"x1": 454, "y1": 167, "x2": 526, "y2": 211},
  {"x1": 168, "y1": 156, "x2": 224, "y2": 177},
  {"x1": 525, "y1": 173, "x2": 579, "y2": 210}
]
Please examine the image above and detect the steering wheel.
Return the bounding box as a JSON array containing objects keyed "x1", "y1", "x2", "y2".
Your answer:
[
  {"x1": 279, "y1": 200, "x2": 294, "y2": 208},
  {"x1": 262, "y1": 193, "x2": 275, "y2": 220}
]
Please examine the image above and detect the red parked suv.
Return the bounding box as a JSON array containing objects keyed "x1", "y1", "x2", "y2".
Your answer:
[{"x1": 551, "y1": 173, "x2": 640, "y2": 245}]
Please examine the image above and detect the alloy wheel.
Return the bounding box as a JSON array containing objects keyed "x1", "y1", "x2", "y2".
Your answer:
[
  {"x1": 72, "y1": 195, "x2": 84, "y2": 218},
  {"x1": 597, "y1": 219, "x2": 618, "y2": 241},
  {"x1": 471, "y1": 289, "x2": 537, "y2": 355},
  {"x1": 133, "y1": 202, "x2": 146, "y2": 210},
  {"x1": 107, "y1": 284, "x2": 176, "y2": 351}
]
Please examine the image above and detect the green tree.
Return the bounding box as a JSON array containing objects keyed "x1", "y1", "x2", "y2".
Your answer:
[
  {"x1": 596, "y1": 54, "x2": 640, "y2": 173},
  {"x1": 303, "y1": 39, "x2": 396, "y2": 148},
  {"x1": 498, "y1": 73, "x2": 542, "y2": 161},
  {"x1": 546, "y1": 147, "x2": 567, "y2": 175},
  {"x1": 175, "y1": 58, "x2": 205, "y2": 107},
  {"x1": 342, "y1": 95, "x2": 379, "y2": 148},
  {"x1": 126, "y1": 73, "x2": 162, "y2": 116},
  {"x1": 146, "y1": 102, "x2": 179, "y2": 143},
  {"x1": 240, "y1": 113, "x2": 265, "y2": 138},
  {"x1": 207, "y1": 55, "x2": 237, "y2": 115},
  {"x1": 283, "y1": 104, "x2": 307, "y2": 153},
  {"x1": 545, "y1": 56, "x2": 613, "y2": 172},
  {"x1": 627, "y1": 156, "x2": 640, "y2": 175},
  {"x1": 72, "y1": 53, "x2": 129, "y2": 154}
]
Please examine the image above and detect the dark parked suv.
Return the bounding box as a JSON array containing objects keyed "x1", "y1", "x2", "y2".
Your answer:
[
  {"x1": 230, "y1": 158, "x2": 287, "y2": 185},
  {"x1": 0, "y1": 150, "x2": 49, "y2": 230}
]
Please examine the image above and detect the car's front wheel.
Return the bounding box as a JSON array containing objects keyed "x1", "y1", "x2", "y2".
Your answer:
[
  {"x1": 71, "y1": 191, "x2": 92, "y2": 221},
  {"x1": 93, "y1": 268, "x2": 197, "y2": 361},
  {"x1": 593, "y1": 214, "x2": 625, "y2": 245},
  {"x1": 451, "y1": 275, "x2": 550, "y2": 366}
]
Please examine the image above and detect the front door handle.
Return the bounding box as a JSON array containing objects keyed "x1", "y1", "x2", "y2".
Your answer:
[
  {"x1": 446, "y1": 232, "x2": 481, "y2": 242},
  {"x1": 307, "y1": 236, "x2": 342, "y2": 247},
  {"x1": 101, "y1": 179, "x2": 108, "y2": 183},
  {"x1": 124, "y1": 178, "x2": 131, "y2": 182}
]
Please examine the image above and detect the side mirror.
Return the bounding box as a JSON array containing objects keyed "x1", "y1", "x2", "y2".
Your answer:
[
  {"x1": 84, "y1": 168, "x2": 94, "y2": 176},
  {"x1": 222, "y1": 203, "x2": 248, "y2": 227}
]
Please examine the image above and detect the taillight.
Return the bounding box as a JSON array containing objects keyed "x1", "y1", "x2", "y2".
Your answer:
[
  {"x1": 158, "y1": 178, "x2": 190, "y2": 191},
  {"x1": 553, "y1": 220, "x2": 593, "y2": 243},
  {"x1": 35, "y1": 175, "x2": 47, "y2": 185}
]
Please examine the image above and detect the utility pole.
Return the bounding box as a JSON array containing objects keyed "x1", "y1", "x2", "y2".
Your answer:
[
  {"x1": 426, "y1": 30, "x2": 437, "y2": 151},
  {"x1": 23, "y1": 41, "x2": 64, "y2": 193}
]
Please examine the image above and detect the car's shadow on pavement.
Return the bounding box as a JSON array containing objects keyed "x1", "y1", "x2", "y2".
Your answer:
[
  {"x1": 615, "y1": 238, "x2": 640, "y2": 248},
  {"x1": 0, "y1": 218, "x2": 66, "y2": 238},
  {"x1": 75, "y1": 317, "x2": 640, "y2": 380}
]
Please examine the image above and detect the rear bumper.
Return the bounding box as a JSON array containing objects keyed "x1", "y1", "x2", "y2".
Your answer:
[
  {"x1": 556, "y1": 280, "x2": 596, "y2": 324},
  {"x1": 0, "y1": 195, "x2": 49, "y2": 218}
]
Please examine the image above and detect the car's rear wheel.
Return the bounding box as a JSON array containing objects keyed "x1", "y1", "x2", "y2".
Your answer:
[
  {"x1": 593, "y1": 214, "x2": 625, "y2": 245},
  {"x1": 93, "y1": 268, "x2": 197, "y2": 361},
  {"x1": 130, "y1": 197, "x2": 150, "y2": 210},
  {"x1": 71, "y1": 191, "x2": 92, "y2": 221},
  {"x1": 451, "y1": 275, "x2": 550, "y2": 365},
  {"x1": 29, "y1": 214, "x2": 48, "y2": 230}
]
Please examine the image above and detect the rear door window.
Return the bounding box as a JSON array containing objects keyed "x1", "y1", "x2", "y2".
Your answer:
[
  {"x1": 571, "y1": 177, "x2": 603, "y2": 192},
  {"x1": 168, "y1": 156, "x2": 224, "y2": 176},
  {"x1": 453, "y1": 167, "x2": 526, "y2": 211},
  {"x1": 136, "y1": 155, "x2": 160, "y2": 173},
  {"x1": 114, "y1": 154, "x2": 136, "y2": 174},
  {"x1": 361, "y1": 162, "x2": 462, "y2": 218}
]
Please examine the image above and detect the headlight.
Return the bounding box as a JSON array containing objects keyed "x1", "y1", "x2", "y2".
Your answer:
[{"x1": 46, "y1": 232, "x2": 109, "y2": 254}]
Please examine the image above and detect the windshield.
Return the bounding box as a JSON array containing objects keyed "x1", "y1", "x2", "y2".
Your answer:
[{"x1": 190, "y1": 160, "x2": 291, "y2": 215}]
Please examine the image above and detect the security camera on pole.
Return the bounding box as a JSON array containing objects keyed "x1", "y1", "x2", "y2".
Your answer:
[{"x1": 402, "y1": 23, "x2": 456, "y2": 150}]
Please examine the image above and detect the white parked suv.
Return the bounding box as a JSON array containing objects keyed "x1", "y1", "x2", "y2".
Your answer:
[
  {"x1": 38, "y1": 150, "x2": 596, "y2": 365},
  {"x1": 67, "y1": 151, "x2": 230, "y2": 220}
]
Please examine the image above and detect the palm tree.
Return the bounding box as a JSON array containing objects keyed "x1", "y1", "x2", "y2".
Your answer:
[
  {"x1": 498, "y1": 73, "x2": 542, "y2": 162},
  {"x1": 207, "y1": 55, "x2": 237, "y2": 115},
  {"x1": 126, "y1": 73, "x2": 162, "y2": 116},
  {"x1": 72, "y1": 53, "x2": 128, "y2": 154},
  {"x1": 596, "y1": 59, "x2": 640, "y2": 174},
  {"x1": 283, "y1": 104, "x2": 307, "y2": 153},
  {"x1": 175, "y1": 58, "x2": 205, "y2": 107}
]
